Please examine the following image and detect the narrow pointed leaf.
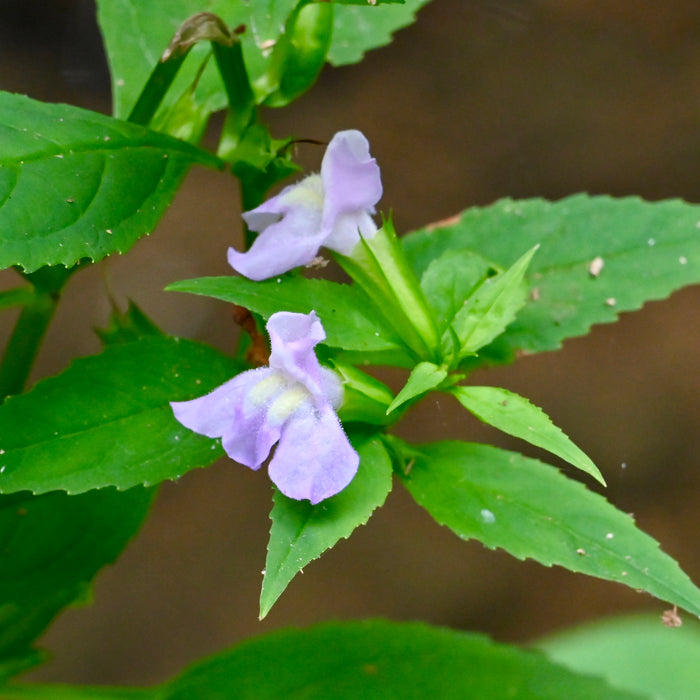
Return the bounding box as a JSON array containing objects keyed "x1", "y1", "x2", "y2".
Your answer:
[
  {"x1": 0, "y1": 92, "x2": 220, "y2": 272},
  {"x1": 261, "y1": 433, "x2": 392, "y2": 618},
  {"x1": 386, "y1": 361, "x2": 447, "y2": 414},
  {"x1": 451, "y1": 385, "x2": 605, "y2": 484},
  {"x1": 451, "y1": 245, "x2": 537, "y2": 356},
  {"x1": 328, "y1": 0, "x2": 434, "y2": 66},
  {"x1": 403, "y1": 195, "x2": 700, "y2": 361},
  {"x1": 160, "y1": 620, "x2": 645, "y2": 700},
  {"x1": 398, "y1": 440, "x2": 700, "y2": 616},
  {"x1": 0, "y1": 337, "x2": 241, "y2": 494}
]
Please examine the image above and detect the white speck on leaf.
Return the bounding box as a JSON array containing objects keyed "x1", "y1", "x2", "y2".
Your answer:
[
  {"x1": 648, "y1": 237, "x2": 656, "y2": 246},
  {"x1": 588, "y1": 256, "x2": 604, "y2": 277},
  {"x1": 605, "y1": 298, "x2": 616, "y2": 306},
  {"x1": 480, "y1": 509, "x2": 496, "y2": 524},
  {"x1": 679, "y1": 256, "x2": 688, "y2": 265},
  {"x1": 605, "y1": 532, "x2": 614, "y2": 539}
]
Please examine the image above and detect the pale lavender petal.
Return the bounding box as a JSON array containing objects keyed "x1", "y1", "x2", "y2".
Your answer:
[
  {"x1": 228, "y1": 207, "x2": 325, "y2": 281},
  {"x1": 323, "y1": 209, "x2": 378, "y2": 255},
  {"x1": 318, "y1": 366, "x2": 344, "y2": 409},
  {"x1": 171, "y1": 367, "x2": 282, "y2": 469},
  {"x1": 231, "y1": 176, "x2": 326, "y2": 280},
  {"x1": 269, "y1": 404, "x2": 359, "y2": 504},
  {"x1": 267, "y1": 311, "x2": 327, "y2": 396},
  {"x1": 241, "y1": 183, "x2": 296, "y2": 233},
  {"x1": 320, "y1": 130, "x2": 382, "y2": 241},
  {"x1": 170, "y1": 374, "x2": 250, "y2": 439}
]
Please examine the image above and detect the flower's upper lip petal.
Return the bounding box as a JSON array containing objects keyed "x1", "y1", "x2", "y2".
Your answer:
[
  {"x1": 228, "y1": 204, "x2": 326, "y2": 281},
  {"x1": 268, "y1": 404, "x2": 359, "y2": 504},
  {"x1": 268, "y1": 311, "x2": 328, "y2": 400},
  {"x1": 320, "y1": 130, "x2": 382, "y2": 234}
]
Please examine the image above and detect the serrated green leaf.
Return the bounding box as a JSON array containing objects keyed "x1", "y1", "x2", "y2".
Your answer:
[
  {"x1": 0, "y1": 336, "x2": 242, "y2": 494},
  {"x1": 397, "y1": 440, "x2": 700, "y2": 617},
  {"x1": 386, "y1": 361, "x2": 447, "y2": 414},
  {"x1": 0, "y1": 487, "x2": 154, "y2": 681},
  {"x1": 450, "y1": 385, "x2": 605, "y2": 485},
  {"x1": 451, "y1": 245, "x2": 536, "y2": 357},
  {"x1": 260, "y1": 433, "x2": 392, "y2": 618},
  {"x1": 0, "y1": 92, "x2": 220, "y2": 273},
  {"x1": 537, "y1": 614, "x2": 700, "y2": 700},
  {"x1": 403, "y1": 195, "x2": 700, "y2": 360},
  {"x1": 159, "y1": 620, "x2": 644, "y2": 699},
  {"x1": 329, "y1": 0, "x2": 434, "y2": 66},
  {"x1": 167, "y1": 275, "x2": 414, "y2": 363}
]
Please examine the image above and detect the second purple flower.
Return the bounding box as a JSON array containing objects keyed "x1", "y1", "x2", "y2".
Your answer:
[{"x1": 228, "y1": 130, "x2": 383, "y2": 280}]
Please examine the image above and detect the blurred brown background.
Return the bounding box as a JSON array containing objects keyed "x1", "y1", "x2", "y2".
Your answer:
[{"x1": 1, "y1": 0, "x2": 699, "y2": 686}]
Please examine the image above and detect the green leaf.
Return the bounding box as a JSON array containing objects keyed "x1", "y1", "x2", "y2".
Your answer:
[
  {"x1": 260, "y1": 432, "x2": 392, "y2": 618},
  {"x1": 167, "y1": 275, "x2": 414, "y2": 364},
  {"x1": 420, "y1": 248, "x2": 497, "y2": 332},
  {"x1": 450, "y1": 385, "x2": 605, "y2": 485},
  {"x1": 403, "y1": 195, "x2": 700, "y2": 360},
  {"x1": 329, "y1": 0, "x2": 434, "y2": 66},
  {"x1": 386, "y1": 361, "x2": 448, "y2": 414},
  {"x1": 94, "y1": 300, "x2": 164, "y2": 346},
  {"x1": 537, "y1": 614, "x2": 700, "y2": 700},
  {"x1": 0, "y1": 487, "x2": 154, "y2": 681},
  {"x1": 397, "y1": 440, "x2": 700, "y2": 617},
  {"x1": 98, "y1": 1, "x2": 432, "y2": 119},
  {"x1": 333, "y1": 363, "x2": 394, "y2": 425},
  {"x1": 159, "y1": 620, "x2": 644, "y2": 699},
  {"x1": 0, "y1": 336, "x2": 242, "y2": 494},
  {"x1": 97, "y1": 1, "x2": 247, "y2": 119},
  {"x1": 260, "y1": 2, "x2": 334, "y2": 107},
  {"x1": 0, "y1": 92, "x2": 220, "y2": 273},
  {"x1": 450, "y1": 245, "x2": 536, "y2": 357},
  {"x1": 336, "y1": 220, "x2": 440, "y2": 362}
]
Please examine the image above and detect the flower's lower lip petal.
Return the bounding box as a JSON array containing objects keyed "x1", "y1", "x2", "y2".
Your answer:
[
  {"x1": 170, "y1": 373, "x2": 256, "y2": 438},
  {"x1": 222, "y1": 415, "x2": 281, "y2": 470},
  {"x1": 229, "y1": 204, "x2": 326, "y2": 281},
  {"x1": 323, "y1": 210, "x2": 378, "y2": 255},
  {"x1": 268, "y1": 405, "x2": 359, "y2": 504},
  {"x1": 172, "y1": 368, "x2": 282, "y2": 469}
]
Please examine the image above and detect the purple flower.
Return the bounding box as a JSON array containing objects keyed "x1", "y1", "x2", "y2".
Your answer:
[
  {"x1": 228, "y1": 130, "x2": 382, "y2": 280},
  {"x1": 171, "y1": 311, "x2": 359, "y2": 504}
]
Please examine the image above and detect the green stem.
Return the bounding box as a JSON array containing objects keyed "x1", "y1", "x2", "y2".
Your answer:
[
  {"x1": 0, "y1": 289, "x2": 58, "y2": 400},
  {"x1": 0, "y1": 265, "x2": 75, "y2": 401},
  {"x1": 0, "y1": 286, "x2": 35, "y2": 311},
  {"x1": 0, "y1": 682, "x2": 154, "y2": 700}
]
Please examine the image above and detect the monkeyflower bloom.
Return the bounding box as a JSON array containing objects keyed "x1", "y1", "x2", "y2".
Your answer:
[
  {"x1": 171, "y1": 311, "x2": 359, "y2": 504},
  {"x1": 228, "y1": 129, "x2": 382, "y2": 280}
]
